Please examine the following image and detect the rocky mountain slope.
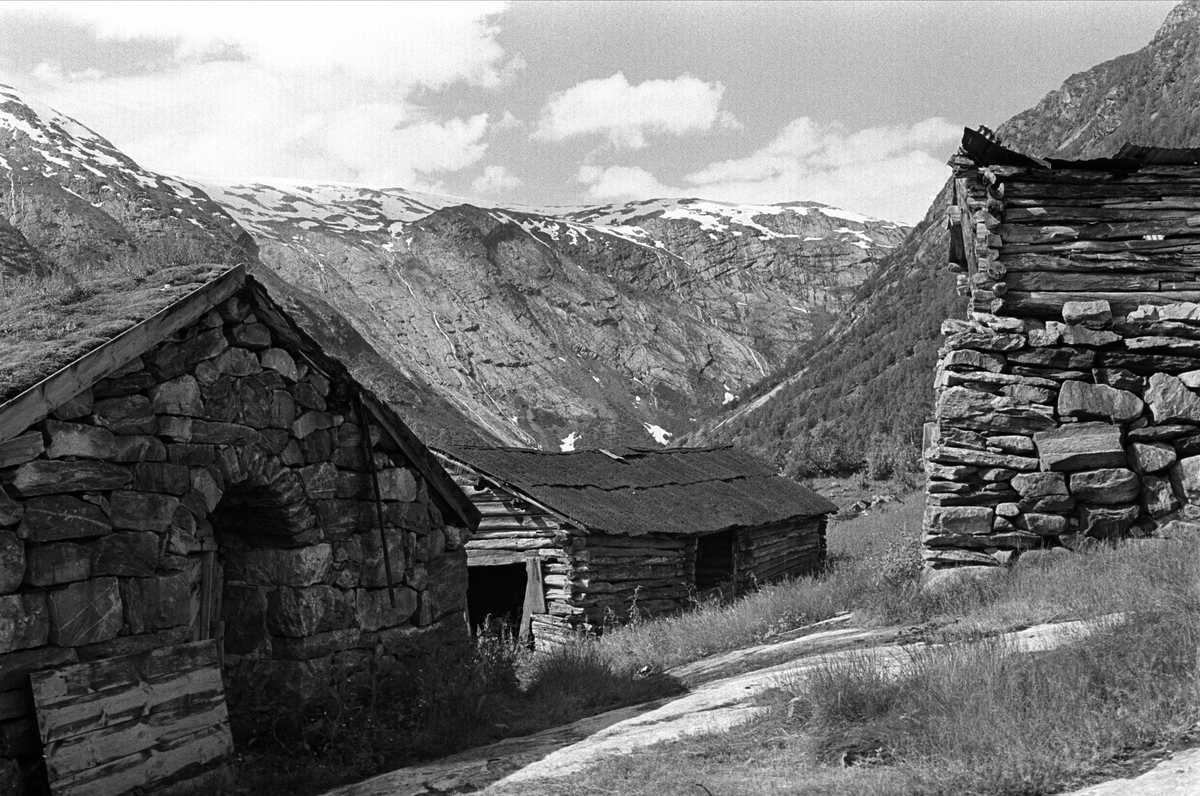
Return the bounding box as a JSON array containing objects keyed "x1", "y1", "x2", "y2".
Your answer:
[
  {"x1": 0, "y1": 85, "x2": 499, "y2": 449},
  {"x1": 695, "y1": 0, "x2": 1200, "y2": 475},
  {"x1": 0, "y1": 82, "x2": 908, "y2": 452},
  {"x1": 191, "y1": 182, "x2": 906, "y2": 451}
]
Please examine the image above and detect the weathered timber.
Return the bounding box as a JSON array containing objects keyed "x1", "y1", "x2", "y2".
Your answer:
[
  {"x1": 1000, "y1": 251, "x2": 1200, "y2": 273},
  {"x1": 1003, "y1": 206, "x2": 1200, "y2": 224},
  {"x1": 997, "y1": 215, "x2": 1200, "y2": 242},
  {"x1": 0, "y1": 266, "x2": 244, "y2": 445},
  {"x1": 1003, "y1": 239, "x2": 1200, "y2": 256},
  {"x1": 31, "y1": 640, "x2": 231, "y2": 796},
  {"x1": 1004, "y1": 272, "x2": 1192, "y2": 292}
]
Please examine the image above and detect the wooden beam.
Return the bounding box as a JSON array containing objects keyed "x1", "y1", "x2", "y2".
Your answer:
[
  {"x1": 1004, "y1": 290, "x2": 1200, "y2": 317},
  {"x1": 0, "y1": 265, "x2": 245, "y2": 443}
]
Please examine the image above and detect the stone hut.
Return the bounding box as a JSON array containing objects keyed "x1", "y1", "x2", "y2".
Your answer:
[
  {"x1": 0, "y1": 264, "x2": 480, "y2": 788},
  {"x1": 435, "y1": 445, "x2": 835, "y2": 645},
  {"x1": 925, "y1": 128, "x2": 1200, "y2": 568}
]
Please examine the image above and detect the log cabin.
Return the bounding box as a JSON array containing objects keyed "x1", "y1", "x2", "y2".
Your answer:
[
  {"x1": 925, "y1": 127, "x2": 1200, "y2": 570},
  {"x1": 434, "y1": 445, "x2": 836, "y2": 646},
  {"x1": 0, "y1": 262, "x2": 480, "y2": 794}
]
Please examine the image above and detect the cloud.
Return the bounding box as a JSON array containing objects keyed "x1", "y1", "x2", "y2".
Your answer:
[
  {"x1": 5, "y1": 1, "x2": 513, "y2": 87},
  {"x1": 472, "y1": 165, "x2": 522, "y2": 194},
  {"x1": 0, "y1": 2, "x2": 510, "y2": 188},
  {"x1": 533, "y1": 73, "x2": 735, "y2": 149},
  {"x1": 578, "y1": 117, "x2": 960, "y2": 224}
]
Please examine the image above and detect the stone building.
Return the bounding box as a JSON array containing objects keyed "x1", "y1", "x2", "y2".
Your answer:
[
  {"x1": 0, "y1": 264, "x2": 480, "y2": 789},
  {"x1": 436, "y1": 445, "x2": 835, "y2": 645},
  {"x1": 924, "y1": 128, "x2": 1200, "y2": 568}
]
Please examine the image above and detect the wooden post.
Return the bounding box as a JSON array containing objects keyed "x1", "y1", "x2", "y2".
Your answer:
[{"x1": 518, "y1": 553, "x2": 546, "y2": 644}]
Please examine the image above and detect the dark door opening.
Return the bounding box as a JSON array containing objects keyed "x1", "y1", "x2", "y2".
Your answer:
[
  {"x1": 695, "y1": 529, "x2": 736, "y2": 590},
  {"x1": 467, "y1": 563, "x2": 528, "y2": 635}
]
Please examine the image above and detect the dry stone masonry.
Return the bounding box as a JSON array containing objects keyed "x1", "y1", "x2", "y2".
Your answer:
[
  {"x1": 924, "y1": 131, "x2": 1200, "y2": 569},
  {"x1": 0, "y1": 281, "x2": 471, "y2": 781}
]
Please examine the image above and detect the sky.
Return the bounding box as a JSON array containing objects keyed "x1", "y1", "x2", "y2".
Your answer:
[{"x1": 0, "y1": 0, "x2": 1181, "y2": 224}]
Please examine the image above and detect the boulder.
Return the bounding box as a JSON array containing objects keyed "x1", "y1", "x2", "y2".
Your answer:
[
  {"x1": 1056, "y1": 382, "x2": 1143, "y2": 423},
  {"x1": 182, "y1": 327, "x2": 228, "y2": 366},
  {"x1": 112, "y1": 435, "x2": 167, "y2": 463},
  {"x1": 1017, "y1": 513, "x2": 1069, "y2": 535},
  {"x1": 0, "y1": 593, "x2": 48, "y2": 653},
  {"x1": 230, "y1": 322, "x2": 272, "y2": 350},
  {"x1": 1010, "y1": 471, "x2": 1068, "y2": 498},
  {"x1": 88, "y1": 532, "x2": 160, "y2": 577},
  {"x1": 269, "y1": 390, "x2": 297, "y2": 430},
  {"x1": 355, "y1": 587, "x2": 418, "y2": 631},
  {"x1": 260, "y1": 348, "x2": 298, "y2": 382},
  {"x1": 414, "y1": 528, "x2": 446, "y2": 562},
  {"x1": 944, "y1": 330, "x2": 1026, "y2": 352},
  {"x1": 1027, "y1": 323, "x2": 1063, "y2": 347},
  {"x1": 237, "y1": 376, "x2": 271, "y2": 429},
  {"x1": 924, "y1": 505, "x2": 993, "y2": 536},
  {"x1": 0, "y1": 532, "x2": 24, "y2": 594},
  {"x1": 1092, "y1": 368, "x2": 1143, "y2": 394},
  {"x1": 1127, "y1": 424, "x2": 1196, "y2": 441},
  {"x1": 943, "y1": 349, "x2": 1006, "y2": 372},
  {"x1": 226, "y1": 544, "x2": 333, "y2": 587},
  {"x1": 1034, "y1": 422, "x2": 1125, "y2": 472},
  {"x1": 266, "y1": 585, "x2": 354, "y2": 637},
  {"x1": 0, "y1": 432, "x2": 45, "y2": 469},
  {"x1": 1008, "y1": 347, "x2": 1095, "y2": 370},
  {"x1": 292, "y1": 411, "x2": 339, "y2": 439},
  {"x1": 90, "y1": 394, "x2": 156, "y2": 435},
  {"x1": 12, "y1": 460, "x2": 131, "y2": 496},
  {"x1": 18, "y1": 496, "x2": 111, "y2": 541},
  {"x1": 420, "y1": 550, "x2": 468, "y2": 622},
  {"x1": 214, "y1": 347, "x2": 261, "y2": 377},
  {"x1": 121, "y1": 571, "x2": 190, "y2": 633},
  {"x1": 1145, "y1": 373, "x2": 1200, "y2": 424},
  {"x1": 52, "y1": 389, "x2": 94, "y2": 421},
  {"x1": 1127, "y1": 442, "x2": 1175, "y2": 474},
  {"x1": 937, "y1": 387, "x2": 1056, "y2": 435},
  {"x1": 926, "y1": 445, "x2": 1039, "y2": 471},
  {"x1": 48, "y1": 577, "x2": 122, "y2": 646},
  {"x1": 1155, "y1": 519, "x2": 1200, "y2": 539},
  {"x1": 150, "y1": 375, "x2": 204, "y2": 417},
  {"x1": 1068, "y1": 469, "x2": 1140, "y2": 504},
  {"x1": 361, "y1": 528, "x2": 410, "y2": 588},
  {"x1": 1060, "y1": 325, "x2": 1120, "y2": 346},
  {"x1": 1062, "y1": 300, "x2": 1112, "y2": 329},
  {"x1": 1141, "y1": 474, "x2": 1180, "y2": 518},
  {"x1": 272, "y1": 628, "x2": 362, "y2": 661},
  {"x1": 1078, "y1": 505, "x2": 1140, "y2": 540},
  {"x1": 24, "y1": 542, "x2": 90, "y2": 587},
  {"x1": 1178, "y1": 369, "x2": 1200, "y2": 390},
  {"x1": 131, "y1": 462, "x2": 191, "y2": 495},
  {"x1": 987, "y1": 435, "x2": 1036, "y2": 454},
  {"x1": 109, "y1": 491, "x2": 180, "y2": 532},
  {"x1": 0, "y1": 485, "x2": 21, "y2": 527},
  {"x1": 299, "y1": 462, "x2": 338, "y2": 500},
  {"x1": 44, "y1": 421, "x2": 118, "y2": 459}
]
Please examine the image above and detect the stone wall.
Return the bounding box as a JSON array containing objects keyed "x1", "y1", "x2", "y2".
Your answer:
[
  {"x1": 0, "y1": 288, "x2": 469, "y2": 786},
  {"x1": 924, "y1": 147, "x2": 1200, "y2": 568}
]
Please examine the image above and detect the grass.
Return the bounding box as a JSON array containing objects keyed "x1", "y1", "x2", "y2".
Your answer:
[
  {"x1": 220, "y1": 629, "x2": 683, "y2": 796},
  {"x1": 0, "y1": 232, "x2": 242, "y2": 403},
  {"x1": 480, "y1": 495, "x2": 1200, "y2": 796}
]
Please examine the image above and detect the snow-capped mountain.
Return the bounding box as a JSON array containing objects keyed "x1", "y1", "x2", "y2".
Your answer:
[{"x1": 0, "y1": 82, "x2": 909, "y2": 451}]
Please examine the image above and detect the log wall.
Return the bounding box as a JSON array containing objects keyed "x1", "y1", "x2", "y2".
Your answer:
[{"x1": 925, "y1": 155, "x2": 1200, "y2": 567}]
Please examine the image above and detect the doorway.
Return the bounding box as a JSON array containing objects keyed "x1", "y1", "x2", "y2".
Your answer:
[
  {"x1": 467, "y1": 563, "x2": 528, "y2": 635},
  {"x1": 695, "y1": 529, "x2": 736, "y2": 591}
]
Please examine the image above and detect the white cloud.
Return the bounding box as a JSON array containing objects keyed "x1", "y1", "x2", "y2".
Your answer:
[
  {"x1": 533, "y1": 73, "x2": 735, "y2": 149},
  {"x1": 577, "y1": 164, "x2": 676, "y2": 200},
  {"x1": 578, "y1": 117, "x2": 960, "y2": 224},
  {"x1": 472, "y1": 165, "x2": 522, "y2": 194},
  {"x1": 7, "y1": 1, "x2": 512, "y2": 87},
  {"x1": 0, "y1": 2, "x2": 508, "y2": 187}
]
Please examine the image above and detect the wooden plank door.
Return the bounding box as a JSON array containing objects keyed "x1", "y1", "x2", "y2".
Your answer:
[{"x1": 518, "y1": 553, "x2": 546, "y2": 644}]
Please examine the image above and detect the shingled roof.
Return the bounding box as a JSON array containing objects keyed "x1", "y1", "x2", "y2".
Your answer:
[{"x1": 440, "y1": 445, "x2": 837, "y2": 537}]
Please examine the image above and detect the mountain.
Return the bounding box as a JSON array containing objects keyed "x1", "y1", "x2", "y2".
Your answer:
[
  {"x1": 693, "y1": 0, "x2": 1200, "y2": 477},
  {"x1": 195, "y1": 179, "x2": 906, "y2": 450},
  {"x1": 0, "y1": 82, "x2": 907, "y2": 452}
]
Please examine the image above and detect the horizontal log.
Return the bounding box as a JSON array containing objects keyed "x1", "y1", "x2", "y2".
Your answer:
[
  {"x1": 1096, "y1": 351, "x2": 1200, "y2": 375},
  {"x1": 1004, "y1": 182, "x2": 1200, "y2": 200},
  {"x1": 579, "y1": 534, "x2": 686, "y2": 549},
  {"x1": 997, "y1": 219, "x2": 1200, "y2": 245},
  {"x1": 1003, "y1": 206, "x2": 1200, "y2": 224},
  {"x1": 1002, "y1": 238, "x2": 1200, "y2": 256},
  {"x1": 465, "y1": 551, "x2": 527, "y2": 566},
  {"x1": 465, "y1": 538, "x2": 556, "y2": 551},
  {"x1": 477, "y1": 516, "x2": 560, "y2": 531},
  {"x1": 1003, "y1": 272, "x2": 1192, "y2": 292},
  {"x1": 1004, "y1": 290, "x2": 1200, "y2": 317},
  {"x1": 1000, "y1": 251, "x2": 1200, "y2": 273}
]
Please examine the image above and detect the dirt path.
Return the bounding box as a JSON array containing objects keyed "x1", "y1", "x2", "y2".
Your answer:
[{"x1": 322, "y1": 616, "x2": 1114, "y2": 796}]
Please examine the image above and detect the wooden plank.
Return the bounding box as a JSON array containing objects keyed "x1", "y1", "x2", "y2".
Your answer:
[
  {"x1": 45, "y1": 690, "x2": 227, "y2": 780},
  {"x1": 519, "y1": 555, "x2": 546, "y2": 645},
  {"x1": 997, "y1": 219, "x2": 1200, "y2": 245},
  {"x1": 1001, "y1": 251, "x2": 1200, "y2": 273},
  {"x1": 466, "y1": 538, "x2": 555, "y2": 551},
  {"x1": 466, "y1": 550, "x2": 528, "y2": 566},
  {"x1": 1003, "y1": 206, "x2": 1200, "y2": 224},
  {"x1": 30, "y1": 640, "x2": 231, "y2": 796},
  {"x1": 0, "y1": 265, "x2": 244, "y2": 444},
  {"x1": 1004, "y1": 182, "x2": 1200, "y2": 200},
  {"x1": 33, "y1": 642, "x2": 218, "y2": 707},
  {"x1": 48, "y1": 723, "x2": 231, "y2": 796},
  {"x1": 1003, "y1": 272, "x2": 1191, "y2": 292},
  {"x1": 1002, "y1": 238, "x2": 1200, "y2": 255},
  {"x1": 38, "y1": 667, "x2": 222, "y2": 744}
]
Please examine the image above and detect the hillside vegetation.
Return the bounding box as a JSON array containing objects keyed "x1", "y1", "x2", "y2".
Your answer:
[{"x1": 700, "y1": 0, "x2": 1200, "y2": 477}]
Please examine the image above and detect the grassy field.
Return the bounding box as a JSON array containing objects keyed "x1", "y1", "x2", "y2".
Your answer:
[
  {"x1": 223, "y1": 491, "x2": 1200, "y2": 796},
  {"x1": 486, "y1": 495, "x2": 1200, "y2": 796}
]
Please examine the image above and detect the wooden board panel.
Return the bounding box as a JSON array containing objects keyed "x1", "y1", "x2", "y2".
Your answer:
[{"x1": 31, "y1": 640, "x2": 232, "y2": 796}]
